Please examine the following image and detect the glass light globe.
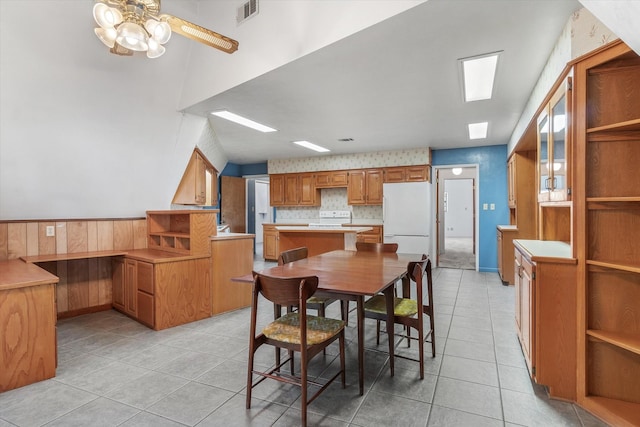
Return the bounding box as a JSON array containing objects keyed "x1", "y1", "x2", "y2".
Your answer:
[
  {"x1": 147, "y1": 38, "x2": 166, "y2": 58},
  {"x1": 145, "y1": 19, "x2": 172, "y2": 44},
  {"x1": 116, "y1": 22, "x2": 149, "y2": 51},
  {"x1": 94, "y1": 27, "x2": 117, "y2": 48},
  {"x1": 93, "y1": 3, "x2": 123, "y2": 29}
]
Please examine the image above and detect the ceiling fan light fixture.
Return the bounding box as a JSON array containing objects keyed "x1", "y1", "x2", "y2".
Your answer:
[
  {"x1": 145, "y1": 19, "x2": 171, "y2": 44},
  {"x1": 147, "y1": 38, "x2": 166, "y2": 58},
  {"x1": 116, "y1": 21, "x2": 149, "y2": 51},
  {"x1": 93, "y1": 2, "x2": 122, "y2": 29},
  {"x1": 94, "y1": 27, "x2": 117, "y2": 48}
]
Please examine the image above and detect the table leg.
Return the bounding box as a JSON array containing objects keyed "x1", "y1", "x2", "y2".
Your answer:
[
  {"x1": 384, "y1": 286, "x2": 395, "y2": 377},
  {"x1": 356, "y1": 295, "x2": 364, "y2": 395}
]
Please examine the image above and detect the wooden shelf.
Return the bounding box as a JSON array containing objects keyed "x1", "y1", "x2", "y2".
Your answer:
[
  {"x1": 587, "y1": 260, "x2": 640, "y2": 274},
  {"x1": 587, "y1": 197, "x2": 640, "y2": 205},
  {"x1": 582, "y1": 396, "x2": 640, "y2": 427},
  {"x1": 149, "y1": 231, "x2": 190, "y2": 238},
  {"x1": 587, "y1": 330, "x2": 640, "y2": 356},
  {"x1": 587, "y1": 118, "x2": 640, "y2": 133}
]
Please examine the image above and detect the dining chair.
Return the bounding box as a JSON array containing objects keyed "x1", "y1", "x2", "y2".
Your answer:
[
  {"x1": 279, "y1": 247, "x2": 346, "y2": 324},
  {"x1": 363, "y1": 256, "x2": 435, "y2": 379},
  {"x1": 246, "y1": 272, "x2": 346, "y2": 427}
]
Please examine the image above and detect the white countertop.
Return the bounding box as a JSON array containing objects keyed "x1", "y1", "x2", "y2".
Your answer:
[
  {"x1": 513, "y1": 239, "x2": 575, "y2": 262},
  {"x1": 497, "y1": 224, "x2": 518, "y2": 231}
]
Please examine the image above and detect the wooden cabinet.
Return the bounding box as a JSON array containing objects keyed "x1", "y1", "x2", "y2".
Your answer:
[
  {"x1": 384, "y1": 165, "x2": 430, "y2": 183},
  {"x1": 211, "y1": 235, "x2": 254, "y2": 314},
  {"x1": 574, "y1": 42, "x2": 640, "y2": 426},
  {"x1": 348, "y1": 169, "x2": 383, "y2": 205},
  {"x1": 315, "y1": 170, "x2": 348, "y2": 188},
  {"x1": 112, "y1": 257, "x2": 154, "y2": 327},
  {"x1": 514, "y1": 240, "x2": 577, "y2": 400},
  {"x1": 172, "y1": 148, "x2": 218, "y2": 206},
  {"x1": 263, "y1": 224, "x2": 279, "y2": 261},
  {"x1": 269, "y1": 173, "x2": 320, "y2": 206},
  {"x1": 147, "y1": 210, "x2": 217, "y2": 256},
  {"x1": 537, "y1": 77, "x2": 572, "y2": 202},
  {"x1": 343, "y1": 224, "x2": 382, "y2": 243},
  {"x1": 497, "y1": 226, "x2": 517, "y2": 285}
]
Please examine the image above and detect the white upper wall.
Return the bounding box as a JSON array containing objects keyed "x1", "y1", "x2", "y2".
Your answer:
[
  {"x1": 580, "y1": 0, "x2": 640, "y2": 54},
  {"x1": 0, "y1": 0, "x2": 420, "y2": 220}
]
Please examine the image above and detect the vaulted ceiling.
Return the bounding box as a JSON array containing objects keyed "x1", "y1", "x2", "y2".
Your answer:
[{"x1": 184, "y1": 0, "x2": 581, "y2": 164}]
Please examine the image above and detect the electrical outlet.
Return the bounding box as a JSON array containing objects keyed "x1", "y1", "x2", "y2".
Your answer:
[
  {"x1": 490, "y1": 203, "x2": 495, "y2": 210},
  {"x1": 46, "y1": 225, "x2": 55, "y2": 237}
]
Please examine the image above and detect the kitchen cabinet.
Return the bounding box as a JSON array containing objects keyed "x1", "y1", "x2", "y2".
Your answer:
[
  {"x1": 497, "y1": 226, "x2": 517, "y2": 284},
  {"x1": 344, "y1": 224, "x2": 383, "y2": 243},
  {"x1": 384, "y1": 165, "x2": 430, "y2": 183},
  {"x1": 513, "y1": 240, "x2": 577, "y2": 400},
  {"x1": 537, "y1": 76, "x2": 572, "y2": 202},
  {"x1": 211, "y1": 234, "x2": 254, "y2": 314},
  {"x1": 315, "y1": 170, "x2": 348, "y2": 188},
  {"x1": 270, "y1": 173, "x2": 320, "y2": 206},
  {"x1": 263, "y1": 224, "x2": 279, "y2": 261},
  {"x1": 574, "y1": 42, "x2": 640, "y2": 426},
  {"x1": 172, "y1": 149, "x2": 218, "y2": 206},
  {"x1": 348, "y1": 169, "x2": 383, "y2": 205}
]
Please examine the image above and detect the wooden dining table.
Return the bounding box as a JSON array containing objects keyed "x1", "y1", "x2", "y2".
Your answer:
[{"x1": 235, "y1": 249, "x2": 425, "y2": 395}]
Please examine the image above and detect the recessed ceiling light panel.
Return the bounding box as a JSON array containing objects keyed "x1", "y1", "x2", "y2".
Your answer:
[
  {"x1": 460, "y1": 52, "x2": 500, "y2": 102},
  {"x1": 292, "y1": 140, "x2": 330, "y2": 153},
  {"x1": 210, "y1": 110, "x2": 277, "y2": 132},
  {"x1": 468, "y1": 122, "x2": 488, "y2": 140}
]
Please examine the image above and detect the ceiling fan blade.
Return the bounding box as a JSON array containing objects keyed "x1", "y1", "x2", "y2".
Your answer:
[{"x1": 161, "y1": 15, "x2": 239, "y2": 54}]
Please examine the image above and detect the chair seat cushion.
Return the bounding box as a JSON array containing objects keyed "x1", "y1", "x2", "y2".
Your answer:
[
  {"x1": 364, "y1": 295, "x2": 418, "y2": 317},
  {"x1": 307, "y1": 296, "x2": 332, "y2": 304},
  {"x1": 263, "y1": 312, "x2": 344, "y2": 345}
]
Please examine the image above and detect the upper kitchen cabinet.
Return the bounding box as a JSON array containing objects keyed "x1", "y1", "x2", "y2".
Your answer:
[
  {"x1": 347, "y1": 169, "x2": 383, "y2": 205},
  {"x1": 315, "y1": 170, "x2": 348, "y2": 188},
  {"x1": 537, "y1": 76, "x2": 572, "y2": 202},
  {"x1": 269, "y1": 173, "x2": 320, "y2": 207},
  {"x1": 383, "y1": 165, "x2": 430, "y2": 183},
  {"x1": 172, "y1": 148, "x2": 218, "y2": 206}
]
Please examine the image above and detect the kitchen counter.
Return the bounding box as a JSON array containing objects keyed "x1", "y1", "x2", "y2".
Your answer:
[
  {"x1": 276, "y1": 226, "x2": 372, "y2": 256},
  {"x1": 209, "y1": 233, "x2": 255, "y2": 314},
  {"x1": 513, "y1": 239, "x2": 575, "y2": 263},
  {"x1": 497, "y1": 224, "x2": 518, "y2": 232}
]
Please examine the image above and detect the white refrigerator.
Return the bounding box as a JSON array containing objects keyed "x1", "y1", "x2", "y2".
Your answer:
[{"x1": 383, "y1": 181, "x2": 431, "y2": 255}]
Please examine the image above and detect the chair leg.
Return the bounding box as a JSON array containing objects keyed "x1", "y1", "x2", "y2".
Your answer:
[
  {"x1": 289, "y1": 350, "x2": 295, "y2": 375},
  {"x1": 340, "y1": 300, "x2": 348, "y2": 326},
  {"x1": 301, "y1": 353, "x2": 308, "y2": 427},
  {"x1": 418, "y1": 324, "x2": 424, "y2": 379},
  {"x1": 246, "y1": 347, "x2": 255, "y2": 409},
  {"x1": 430, "y1": 314, "x2": 436, "y2": 357},
  {"x1": 340, "y1": 332, "x2": 346, "y2": 388},
  {"x1": 319, "y1": 305, "x2": 327, "y2": 356}
]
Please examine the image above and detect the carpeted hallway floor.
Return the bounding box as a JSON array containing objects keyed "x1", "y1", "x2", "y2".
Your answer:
[{"x1": 439, "y1": 237, "x2": 475, "y2": 270}]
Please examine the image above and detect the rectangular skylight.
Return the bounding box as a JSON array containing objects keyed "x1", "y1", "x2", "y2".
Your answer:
[
  {"x1": 468, "y1": 122, "x2": 488, "y2": 139},
  {"x1": 210, "y1": 110, "x2": 277, "y2": 133},
  {"x1": 293, "y1": 140, "x2": 330, "y2": 153},
  {"x1": 461, "y1": 52, "x2": 500, "y2": 102}
]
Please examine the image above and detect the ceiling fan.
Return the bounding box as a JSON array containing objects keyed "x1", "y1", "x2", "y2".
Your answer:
[{"x1": 93, "y1": 0, "x2": 239, "y2": 59}]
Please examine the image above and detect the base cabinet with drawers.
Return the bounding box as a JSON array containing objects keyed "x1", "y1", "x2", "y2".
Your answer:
[{"x1": 514, "y1": 240, "x2": 577, "y2": 400}]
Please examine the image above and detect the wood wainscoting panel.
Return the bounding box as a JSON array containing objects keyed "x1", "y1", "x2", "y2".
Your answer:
[
  {"x1": 133, "y1": 219, "x2": 147, "y2": 249},
  {"x1": 0, "y1": 223, "x2": 8, "y2": 260},
  {"x1": 154, "y1": 257, "x2": 212, "y2": 330},
  {"x1": 26, "y1": 223, "x2": 39, "y2": 257},
  {"x1": 67, "y1": 259, "x2": 90, "y2": 311},
  {"x1": 67, "y1": 221, "x2": 89, "y2": 254},
  {"x1": 96, "y1": 221, "x2": 114, "y2": 251},
  {"x1": 38, "y1": 222, "x2": 56, "y2": 256},
  {"x1": 114, "y1": 220, "x2": 134, "y2": 251},
  {"x1": 7, "y1": 223, "x2": 27, "y2": 259},
  {"x1": 55, "y1": 222, "x2": 67, "y2": 254}
]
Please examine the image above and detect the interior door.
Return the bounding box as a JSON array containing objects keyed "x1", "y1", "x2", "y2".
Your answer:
[{"x1": 221, "y1": 176, "x2": 246, "y2": 233}]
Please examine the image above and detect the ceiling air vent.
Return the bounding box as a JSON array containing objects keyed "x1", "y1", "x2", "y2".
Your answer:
[{"x1": 237, "y1": 0, "x2": 258, "y2": 24}]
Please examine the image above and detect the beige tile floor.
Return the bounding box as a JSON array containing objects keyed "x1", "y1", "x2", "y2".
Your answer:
[{"x1": 0, "y1": 260, "x2": 609, "y2": 427}]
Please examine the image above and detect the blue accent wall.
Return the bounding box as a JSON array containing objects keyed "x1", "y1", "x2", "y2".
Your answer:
[
  {"x1": 220, "y1": 162, "x2": 268, "y2": 177},
  {"x1": 432, "y1": 145, "x2": 509, "y2": 273}
]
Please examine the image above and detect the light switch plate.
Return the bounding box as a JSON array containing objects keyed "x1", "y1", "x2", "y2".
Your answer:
[{"x1": 46, "y1": 226, "x2": 55, "y2": 237}]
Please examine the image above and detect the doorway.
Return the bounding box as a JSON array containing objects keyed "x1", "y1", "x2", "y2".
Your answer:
[
  {"x1": 435, "y1": 166, "x2": 478, "y2": 270},
  {"x1": 246, "y1": 176, "x2": 272, "y2": 258}
]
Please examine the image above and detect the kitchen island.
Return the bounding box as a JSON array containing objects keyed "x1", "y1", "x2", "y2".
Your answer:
[{"x1": 275, "y1": 226, "x2": 372, "y2": 257}]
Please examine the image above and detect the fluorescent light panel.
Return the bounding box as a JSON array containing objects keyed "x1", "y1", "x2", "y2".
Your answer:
[
  {"x1": 461, "y1": 53, "x2": 499, "y2": 102},
  {"x1": 468, "y1": 122, "x2": 488, "y2": 139},
  {"x1": 293, "y1": 140, "x2": 330, "y2": 153},
  {"x1": 210, "y1": 110, "x2": 277, "y2": 133}
]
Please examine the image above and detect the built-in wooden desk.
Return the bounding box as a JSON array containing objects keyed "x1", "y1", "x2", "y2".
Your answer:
[
  {"x1": 0, "y1": 260, "x2": 59, "y2": 392},
  {"x1": 20, "y1": 250, "x2": 128, "y2": 264}
]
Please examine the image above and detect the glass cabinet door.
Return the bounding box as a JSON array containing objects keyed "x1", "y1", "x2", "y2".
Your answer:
[
  {"x1": 538, "y1": 114, "x2": 550, "y2": 200},
  {"x1": 550, "y1": 92, "x2": 568, "y2": 200}
]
